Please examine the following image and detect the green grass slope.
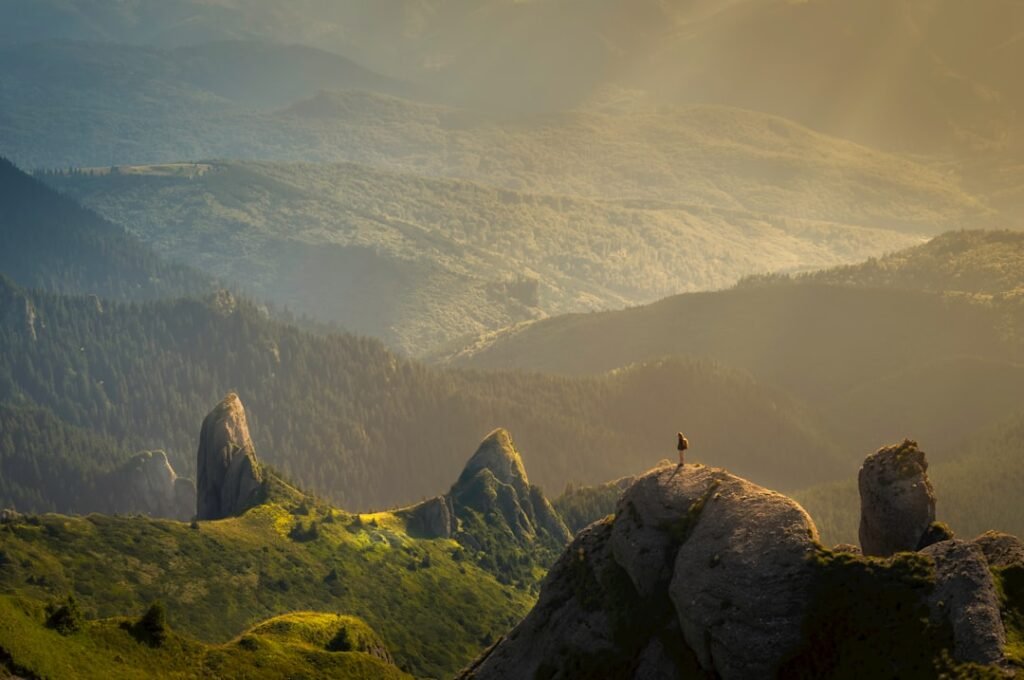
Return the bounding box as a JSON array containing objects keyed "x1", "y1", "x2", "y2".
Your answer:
[
  {"x1": 0, "y1": 497, "x2": 532, "y2": 678},
  {"x1": 0, "y1": 597, "x2": 409, "y2": 680}
]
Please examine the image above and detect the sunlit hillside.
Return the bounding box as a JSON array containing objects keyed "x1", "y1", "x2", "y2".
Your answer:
[{"x1": 43, "y1": 152, "x2": 939, "y2": 352}]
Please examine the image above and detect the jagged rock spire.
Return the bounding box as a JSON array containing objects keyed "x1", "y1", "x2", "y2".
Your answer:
[{"x1": 196, "y1": 393, "x2": 263, "y2": 520}]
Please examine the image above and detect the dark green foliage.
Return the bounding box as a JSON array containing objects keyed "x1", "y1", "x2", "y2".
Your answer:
[
  {"x1": 133, "y1": 601, "x2": 168, "y2": 647},
  {"x1": 779, "y1": 550, "x2": 951, "y2": 679},
  {"x1": 0, "y1": 275, "x2": 842, "y2": 514},
  {"x1": 289, "y1": 520, "x2": 319, "y2": 543},
  {"x1": 45, "y1": 595, "x2": 83, "y2": 635},
  {"x1": 554, "y1": 480, "x2": 630, "y2": 534}
]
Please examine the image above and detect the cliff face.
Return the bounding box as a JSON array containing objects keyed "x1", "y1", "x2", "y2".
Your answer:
[
  {"x1": 196, "y1": 393, "x2": 263, "y2": 520},
  {"x1": 462, "y1": 449, "x2": 1023, "y2": 679}
]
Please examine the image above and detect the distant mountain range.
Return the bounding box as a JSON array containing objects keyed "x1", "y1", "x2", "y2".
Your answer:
[{"x1": 3, "y1": 1, "x2": 1021, "y2": 153}]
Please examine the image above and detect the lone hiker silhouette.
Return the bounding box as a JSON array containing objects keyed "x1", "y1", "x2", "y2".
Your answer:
[{"x1": 677, "y1": 432, "x2": 689, "y2": 466}]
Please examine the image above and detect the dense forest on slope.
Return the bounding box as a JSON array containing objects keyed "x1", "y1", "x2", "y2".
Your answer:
[
  {"x1": 445, "y1": 231, "x2": 1024, "y2": 471},
  {"x1": 42, "y1": 158, "x2": 927, "y2": 353},
  {"x1": 0, "y1": 158, "x2": 209, "y2": 301},
  {"x1": 741, "y1": 230, "x2": 1024, "y2": 297},
  {"x1": 0, "y1": 276, "x2": 844, "y2": 513}
]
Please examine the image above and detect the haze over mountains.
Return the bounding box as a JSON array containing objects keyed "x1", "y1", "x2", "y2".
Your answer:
[{"x1": 1, "y1": 1, "x2": 1023, "y2": 677}]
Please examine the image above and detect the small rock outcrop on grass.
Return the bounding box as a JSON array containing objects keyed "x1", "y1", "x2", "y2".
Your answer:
[
  {"x1": 196, "y1": 393, "x2": 263, "y2": 520},
  {"x1": 105, "y1": 451, "x2": 195, "y2": 521},
  {"x1": 858, "y1": 439, "x2": 935, "y2": 557},
  {"x1": 405, "y1": 495, "x2": 455, "y2": 539},
  {"x1": 461, "y1": 447, "x2": 1023, "y2": 679}
]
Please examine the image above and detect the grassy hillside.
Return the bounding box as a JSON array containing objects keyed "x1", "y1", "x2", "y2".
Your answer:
[
  {"x1": 0, "y1": 598, "x2": 409, "y2": 679},
  {"x1": 0, "y1": 491, "x2": 532, "y2": 678},
  {"x1": 42, "y1": 156, "x2": 935, "y2": 353}
]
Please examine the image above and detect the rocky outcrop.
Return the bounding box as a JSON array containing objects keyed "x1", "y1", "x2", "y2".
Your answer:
[
  {"x1": 106, "y1": 450, "x2": 195, "y2": 521},
  {"x1": 462, "y1": 464, "x2": 820, "y2": 679},
  {"x1": 921, "y1": 540, "x2": 1007, "y2": 666},
  {"x1": 196, "y1": 393, "x2": 263, "y2": 520},
  {"x1": 449, "y1": 429, "x2": 571, "y2": 547},
  {"x1": 858, "y1": 439, "x2": 935, "y2": 557},
  {"x1": 974, "y1": 531, "x2": 1024, "y2": 569},
  {"x1": 404, "y1": 495, "x2": 455, "y2": 539},
  {"x1": 462, "y1": 452, "x2": 1021, "y2": 679}
]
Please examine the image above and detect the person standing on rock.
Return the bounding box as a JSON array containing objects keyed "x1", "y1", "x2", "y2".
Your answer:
[{"x1": 677, "y1": 432, "x2": 689, "y2": 466}]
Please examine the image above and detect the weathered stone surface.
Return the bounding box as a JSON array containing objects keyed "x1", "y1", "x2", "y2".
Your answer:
[
  {"x1": 196, "y1": 393, "x2": 263, "y2": 520},
  {"x1": 974, "y1": 531, "x2": 1024, "y2": 569},
  {"x1": 921, "y1": 539, "x2": 1007, "y2": 666},
  {"x1": 610, "y1": 464, "x2": 719, "y2": 599},
  {"x1": 404, "y1": 496, "x2": 455, "y2": 539},
  {"x1": 456, "y1": 521, "x2": 633, "y2": 679},
  {"x1": 858, "y1": 439, "x2": 935, "y2": 556},
  {"x1": 669, "y1": 475, "x2": 820, "y2": 679},
  {"x1": 463, "y1": 465, "x2": 818, "y2": 680},
  {"x1": 461, "y1": 453, "x2": 1021, "y2": 680}
]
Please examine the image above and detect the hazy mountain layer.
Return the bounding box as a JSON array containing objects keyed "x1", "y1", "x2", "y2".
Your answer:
[
  {"x1": 43, "y1": 156, "x2": 935, "y2": 353},
  {"x1": 4, "y1": 1, "x2": 1022, "y2": 156},
  {"x1": 443, "y1": 231, "x2": 1024, "y2": 470}
]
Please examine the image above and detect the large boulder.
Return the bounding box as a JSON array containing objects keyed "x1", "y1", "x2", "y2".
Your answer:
[
  {"x1": 669, "y1": 475, "x2": 820, "y2": 678},
  {"x1": 462, "y1": 464, "x2": 819, "y2": 680},
  {"x1": 858, "y1": 439, "x2": 935, "y2": 557},
  {"x1": 463, "y1": 450, "x2": 1024, "y2": 680},
  {"x1": 196, "y1": 393, "x2": 263, "y2": 520}
]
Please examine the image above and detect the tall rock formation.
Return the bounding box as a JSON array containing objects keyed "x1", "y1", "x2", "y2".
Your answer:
[
  {"x1": 196, "y1": 393, "x2": 263, "y2": 520},
  {"x1": 449, "y1": 428, "x2": 571, "y2": 547},
  {"x1": 461, "y1": 457, "x2": 1019, "y2": 679},
  {"x1": 858, "y1": 439, "x2": 936, "y2": 557},
  {"x1": 400, "y1": 428, "x2": 571, "y2": 583}
]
